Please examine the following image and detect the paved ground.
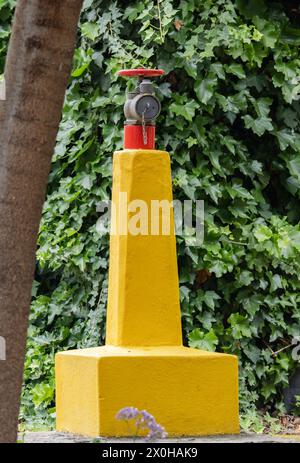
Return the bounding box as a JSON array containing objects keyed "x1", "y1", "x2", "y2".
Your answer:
[{"x1": 20, "y1": 431, "x2": 300, "y2": 444}]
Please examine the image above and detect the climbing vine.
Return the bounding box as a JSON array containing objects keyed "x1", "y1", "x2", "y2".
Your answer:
[{"x1": 2, "y1": 0, "x2": 300, "y2": 428}]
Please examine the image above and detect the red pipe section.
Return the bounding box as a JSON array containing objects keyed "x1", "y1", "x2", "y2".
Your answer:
[{"x1": 124, "y1": 125, "x2": 156, "y2": 150}]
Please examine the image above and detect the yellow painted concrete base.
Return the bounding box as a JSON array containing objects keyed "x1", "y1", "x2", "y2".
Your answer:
[
  {"x1": 56, "y1": 150, "x2": 239, "y2": 437},
  {"x1": 56, "y1": 345, "x2": 239, "y2": 437}
]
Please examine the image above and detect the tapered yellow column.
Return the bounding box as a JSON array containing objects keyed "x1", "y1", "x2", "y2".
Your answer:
[
  {"x1": 56, "y1": 149, "x2": 239, "y2": 437},
  {"x1": 106, "y1": 150, "x2": 182, "y2": 346}
]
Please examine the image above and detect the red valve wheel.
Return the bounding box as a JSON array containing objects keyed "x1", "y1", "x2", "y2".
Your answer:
[{"x1": 118, "y1": 68, "x2": 164, "y2": 77}]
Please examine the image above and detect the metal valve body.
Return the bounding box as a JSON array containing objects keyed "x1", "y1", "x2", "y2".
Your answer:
[{"x1": 124, "y1": 80, "x2": 161, "y2": 124}]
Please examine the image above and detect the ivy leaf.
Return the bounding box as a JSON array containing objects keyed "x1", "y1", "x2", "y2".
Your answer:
[
  {"x1": 226, "y1": 63, "x2": 246, "y2": 79},
  {"x1": 253, "y1": 97, "x2": 272, "y2": 118},
  {"x1": 211, "y1": 62, "x2": 225, "y2": 79},
  {"x1": 243, "y1": 344, "x2": 261, "y2": 363},
  {"x1": 124, "y1": 3, "x2": 144, "y2": 22},
  {"x1": 194, "y1": 74, "x2": 217, "y2": 104},
  {"x1": 188, "y1": 329, "x2": 218, "y2": 351},
  {"x1": 253, "y1": 17, "x2": 279, "y2": 48},
  {"x1": 169, "y1": 100, "x2": 198, "y2": 121},
  {"x1": 228, "y1": 314, "x2": 252, "y2": 339},
  {"x1": 77, "y1": 173, "x2": 95, "y2": 190},
  {"x1": 236, "y1": 0, "x2": 267, "y2": 19},
  {"x1": 205, "y1": 183, "x2": 222, "y2": 204},
  {"x1": 261, "y1": 383, "x2": 277, "y2": 400},
  {"x1": 81, "y1": 22, "x2": 99, "y2": 41},
  {"x1": 287, "y1": 157, "x2": 300, "y2": 179},
  {"x1": 243, "y1": 114, "x2": 273, "y2": 136},
  {"x1": 226, "y1": 182, "x2": 252, "y2": 199},
  {"x1": 275, "y1": 130, "x2": 297, "y2": 150},
  {"x1": 238, "y1": 271, "x2": 254, "y2": 286},
  {"x1": 203, "y1": 290, "x2": 221, "y2": 310},
  {"x1": 254, "y1": 224, "x2": 273, "y2": 242},
  {"x1": 31, "y1": 382, "x2": 55, "y2": 407}
]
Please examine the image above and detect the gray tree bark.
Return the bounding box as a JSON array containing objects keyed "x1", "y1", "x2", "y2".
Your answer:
[{"x1": 0, "y1": 0, "x2": 83, "y2": 443}]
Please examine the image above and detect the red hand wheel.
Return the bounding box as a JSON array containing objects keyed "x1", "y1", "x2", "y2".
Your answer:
[{"x1": 118, "y1": 68, "x2": 165, "y2": 78}]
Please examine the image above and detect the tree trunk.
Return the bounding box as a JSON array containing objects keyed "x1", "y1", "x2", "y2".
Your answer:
[{"x1": 0, "y1": 0, "x2": 83, "y2": 443}]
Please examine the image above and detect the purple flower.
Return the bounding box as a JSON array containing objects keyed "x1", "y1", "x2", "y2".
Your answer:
[
  {"x1": 116, "y1": 406, "x2": 168, "y2": 440},
  {"x1": 116, "y1": 406, "x2": 139, "y2": 420},
  {"x1": 146, "y1": 422, "x2": 167, "y2": 440},
  {"x1": 137, "y1": 410, "x2": 156, "y2": 427}
]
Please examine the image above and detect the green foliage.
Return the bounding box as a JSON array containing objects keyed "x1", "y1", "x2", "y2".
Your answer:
[
  {"x1": 0, "y1": 0, "x2": 15, "y2": 73},
  {"x1": 294, "y1": 395, "x2": 300, "y2": 416},
  {"x1": 1, "y1": 0, "x2": 300, "y2": 427},
  {"x1": 240, "y1": 408, "x2": 283, "y2": 434}
]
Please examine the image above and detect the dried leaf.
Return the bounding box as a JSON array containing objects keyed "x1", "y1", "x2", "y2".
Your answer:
[{"x1": 174, "y1": 19, "x2": 184, "y2": 31}]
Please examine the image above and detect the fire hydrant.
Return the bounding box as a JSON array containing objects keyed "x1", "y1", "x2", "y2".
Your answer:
[
  {"x1": 55, "y1": 69, "x2": 239, "y2": 437},
  {"x1": 119, "y1": 68, "x2": 163, "y2": 149}
]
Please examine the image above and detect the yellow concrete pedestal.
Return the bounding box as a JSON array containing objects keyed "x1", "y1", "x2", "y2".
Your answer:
[
  {"x1": 55, "y1": 150, "x2": 239, "y2": 437},
  {"x1": 56, "y1": 346, "x2": 239, "y2": 437}
]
